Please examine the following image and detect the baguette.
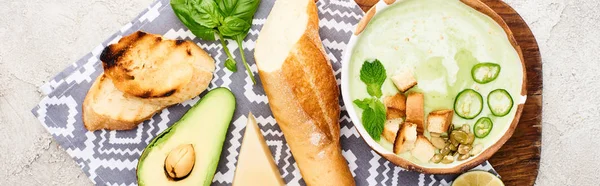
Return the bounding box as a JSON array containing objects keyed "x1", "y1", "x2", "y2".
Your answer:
[{"x1": 254, "y1": 0, "x2": 355, "y2": 185}]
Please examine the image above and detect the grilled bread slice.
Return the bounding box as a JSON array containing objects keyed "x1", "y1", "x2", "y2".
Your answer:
[
  {"x1": 101, "y1": 31, "x2": 215, "y2": 106},
  {"x1": 254, "y1": 0, "x2": 355, "y2": 185},
  {"x1": 83, "y1": 73, "x2": 165, "y2": 131}
]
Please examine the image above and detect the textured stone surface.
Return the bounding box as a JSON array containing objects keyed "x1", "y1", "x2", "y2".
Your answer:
[{"x1": 0, "y1": 0, "x2": 598, "y2": 185}]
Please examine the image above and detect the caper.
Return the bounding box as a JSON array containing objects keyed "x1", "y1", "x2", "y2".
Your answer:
[
  {"x1": 431, "y1": 154, "x2": 444, "y2": 163},
  {"x1": 441, "y1": 155, "x2": 455, "y2": 164},
  {"x1": 451, "y1": 130, "x2": 468, "y2": 144},
  {"x1": 431, "y1": 137, "x2": 447, "y2": 149},
  {"x1": 470, "y1": 144, "x2": 483, "y2": 156},
  {"x1": 440, "y1": 145, "x2": 451, "y2": 156},
  {"x1": 465, "y1": 133, "x2": 475, "y2": 145},
  {"x1": 457, "y1": 154, "x2": 470, "y2": 161},
  {"x1": 461, "y1": 124, "x2": 470, "y2": 133},
  {"x1": 458, "y1": 144, "x2": 472, "y2": 155}
]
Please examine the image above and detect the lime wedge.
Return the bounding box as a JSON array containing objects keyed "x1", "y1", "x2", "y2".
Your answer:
[{"x1": 451, "y1": 171, "x2": 504, "y2": 186}]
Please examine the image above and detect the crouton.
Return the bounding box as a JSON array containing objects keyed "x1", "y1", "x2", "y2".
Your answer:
[
  {"x1": 387, "y1": 108, "x2": 404, "y2": 120},
  {"x1": 385, "y1": 93, "x2": 407, "y2": 119},
  {"x1": 393, "y1": 122, "x2": 418, "y2": 154},
  {"x1": 406, "y1": 92, "x2": 424, "y2": 133},
  {"x1": 385, "y1": 93, "x2": 407, "y2": 111},
  {"x1": 391, "y1": 69, "x2": 417, "y2": 92},
  {"x1": 427, "y1": 109, "x2": 454, "y2": 134},
  {"x1": 383, "y1": 118, "x2": 403, "y2": 143},
  {"x1": 410, "y1": 135, "x2": 436, "y2": 163}
]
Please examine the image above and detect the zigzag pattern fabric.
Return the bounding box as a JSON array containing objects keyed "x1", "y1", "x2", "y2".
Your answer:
[{"x1": 31, "y1": 0, "x2": 496, "y2": 185}]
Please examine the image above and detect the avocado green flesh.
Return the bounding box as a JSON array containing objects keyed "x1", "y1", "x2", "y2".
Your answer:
[
  {"x1": 348, "y1": 0, "x2": 523, "y2": 167},
  {"x1": 137, "y1": 88, "x2": 236, "y2": 186}
]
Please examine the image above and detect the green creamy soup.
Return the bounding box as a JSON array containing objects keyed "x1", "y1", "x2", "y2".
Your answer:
[{"x1": 349, "y1": 0, "x2": 523, "y2": 167}]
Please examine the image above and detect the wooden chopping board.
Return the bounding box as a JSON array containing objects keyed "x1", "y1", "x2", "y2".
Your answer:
[{"x1": 352, "y1": 0, "x2": 542, "y2": 185}]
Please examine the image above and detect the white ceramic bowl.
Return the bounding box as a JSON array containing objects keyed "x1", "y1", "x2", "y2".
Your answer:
[{"x1": 340, "y1": 0, "x2": 527, "y2": 174}]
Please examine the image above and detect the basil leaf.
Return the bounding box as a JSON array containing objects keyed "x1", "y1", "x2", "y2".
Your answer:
[
  {"x1": 218, "y1": 16, "x2": 251, "y2": 37},
  {"x1": 171, "y1": 0, "x2": 217, "y2": 40},
  {"x1": 218, "y1": 0, "x2": 260, "y2": 21},
  {"x1": 360, "y1": 59, "x2": 387, "y2": 98},
  {"x1": 190, "y1": 0, "x2": 224, "y2": 28},
  {"x1": 225, "y1": 58, "x2": 237, "y2": 72},
  {"x1": 171, "y1": 1, "x2": 194, "y2": 26},
  {"x1": 189, "y1": 26, "x2": 216, "y2": 41}
]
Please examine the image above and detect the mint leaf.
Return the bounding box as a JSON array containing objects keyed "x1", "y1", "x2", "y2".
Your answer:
[
  {"x1": 360, "y1": 59, "x2": 386, "y2": 98},
  {"x1": 366, "y1": 84, "x2": 382, "y2": 98},
  {"x1": 354, "y1": 98, "x2": 386, "y2": 141},
  {"x1": 353, "y1": 98, "x2": 371, "y2": 110}
]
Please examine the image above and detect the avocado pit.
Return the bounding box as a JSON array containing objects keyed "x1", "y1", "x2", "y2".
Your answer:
[{"x1": 164, "y1": 144, "x2": 195, "y2": 180}]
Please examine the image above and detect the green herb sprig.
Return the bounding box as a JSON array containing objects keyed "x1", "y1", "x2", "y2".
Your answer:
[
  {"x1": 354, "y1": 98, "x2": 386, "y2": 141},
  {"x1": 171, "y1": 0, "x2": 260, "y2": 84},
  {"x1": 354, "y1": 59, "x2": 387, "y2": 140},
  {"x1": 360, "y1": 59, "x2": 386, "y2": 98}
]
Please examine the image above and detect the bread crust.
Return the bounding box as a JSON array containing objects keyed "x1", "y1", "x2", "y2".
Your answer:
[{"x1": 255, "y1": 1, "x2": 354, "y2": 185}]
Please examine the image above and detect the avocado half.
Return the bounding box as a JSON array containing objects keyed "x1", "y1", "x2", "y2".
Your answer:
[{"x1": 137, "y1": 88, "x2": 236, "y2": 186}]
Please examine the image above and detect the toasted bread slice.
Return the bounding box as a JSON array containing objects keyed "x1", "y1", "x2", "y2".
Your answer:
[
  {"x1": 385, "y1": 93, "x2": 406, "y2": 119},
  {"x1": 410, "y1": 135, "x2": 436, "y2": 163},
  {"x1": 427, "y1": 109, "x2": 454, "y2": 134},
  {"x1": 393, "y1": 122, "x2": 418, "y2": 154},
  {"x1": 101, "y1": 31, "x2": 215, "y2": 105},
  {"x1": 82, "y1": 74, "x2": 165, "y2": 131},
  {"x1": 406, "y1": 92, "x2": 424, "y2": 133},
  {"x1": 383, "y1": 118, "x2": 403, "y2": 143},
  {"x1": 391, "y1": 69, "x2": 417, "y2": 92}
]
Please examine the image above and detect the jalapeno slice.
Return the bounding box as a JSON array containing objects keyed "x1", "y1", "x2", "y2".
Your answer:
[
  {"x1": 474, "y1": 117, "x2": 493, "y2": 138},
  {"x1": 471, "y1": 63, "x2": 501, "y2": 84},
  {"x1": 487, "y1": 89, "x2": 514, "y2": 117},
  {"x1": 454, "y1": 89, "x2": 483, "y2": 119}
]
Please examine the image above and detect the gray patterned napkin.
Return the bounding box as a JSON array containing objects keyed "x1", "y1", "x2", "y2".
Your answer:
[{"x1": 31, "y1": 0, "x2": 497, "y2": 185}]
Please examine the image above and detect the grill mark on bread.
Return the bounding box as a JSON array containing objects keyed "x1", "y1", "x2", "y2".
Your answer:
[
  {"x1": 160, "y1": 89, "x2": 177, "y2": 97},
  {"x1": 138, "y1": 89, "x2": 177, "y2": 99},
  {"x1": 175, "y1": 40, "x2": 185, "y2": 45},
  {"x1": 101, "y1": 31, "x2": 147, "y2": 69},
  {"x1": 101, "y1": 45, "x2": 127, "y2": 69},
  {"x1": 186, "y1": 48, "x2": 192, "y2": 56}
]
